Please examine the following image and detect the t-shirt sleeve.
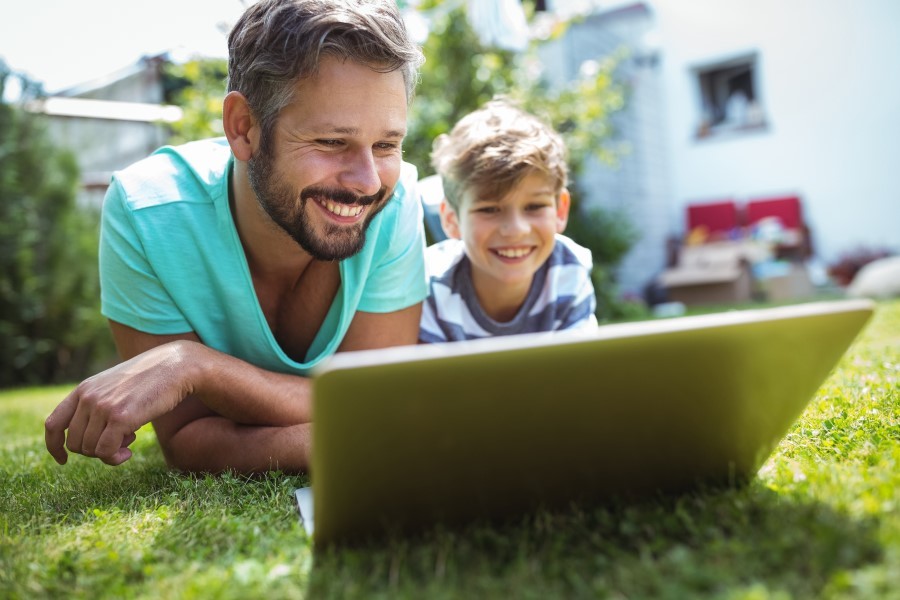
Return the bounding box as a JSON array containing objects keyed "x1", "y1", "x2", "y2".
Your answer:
[
  {"x1": 356, "y1": 170, "x2": 428, "y2": 313},
  {"x1": 99, "y1": 178, "x2": 192, "y2": 334}
]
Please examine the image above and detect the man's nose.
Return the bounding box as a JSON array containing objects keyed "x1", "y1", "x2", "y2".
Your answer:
[{"x1": 339, "y1": 149, "x2": 382, "y2": 198}]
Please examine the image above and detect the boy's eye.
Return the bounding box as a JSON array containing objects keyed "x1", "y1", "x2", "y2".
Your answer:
[
  {"x1": 526, "y1": 202, "x2": 553, "y2": 211},
  {"x1": 474, "y1": 206, "x2": 499, "y2": 214}
]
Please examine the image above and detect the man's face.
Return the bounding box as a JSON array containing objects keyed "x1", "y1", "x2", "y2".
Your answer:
[{"x1": 247, "y1": 56, "x2": 408, "y2": 261}]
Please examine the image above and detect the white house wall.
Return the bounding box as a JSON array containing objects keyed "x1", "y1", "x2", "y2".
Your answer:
[
  {"x1": 652, "y1": 0, "x2": 900, "y2": 263},
  {"x1": 539, "y1": 5, "x2": 673, "y2": 298},
  {"x1": 35, "y1": 56, "x2": 173, "y2": 208}
]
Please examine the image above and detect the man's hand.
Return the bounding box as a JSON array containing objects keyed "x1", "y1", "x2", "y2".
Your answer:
[
  {"x1": 44, "y1": 303, "x2": 420, "y2": 472},
  {"x1": 44, "y1": 340, "x2": 199, "y2": 466}
]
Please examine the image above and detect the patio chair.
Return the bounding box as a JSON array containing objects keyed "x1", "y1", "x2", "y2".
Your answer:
[
  {"x1": 745, "y1": 195, "x2": 812, "y2": 260},
  {"x1": 685, "y1": 199, "x2": 741, "y2": 242}
]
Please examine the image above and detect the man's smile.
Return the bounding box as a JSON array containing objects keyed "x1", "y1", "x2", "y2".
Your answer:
[{"x1": 316, "y1": 197, "x2": 365, "y2": 219}]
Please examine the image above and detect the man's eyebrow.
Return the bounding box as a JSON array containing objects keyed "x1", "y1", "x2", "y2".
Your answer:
[{"x1": 316, "y1": 126, "x2": 407, "y2": 138}]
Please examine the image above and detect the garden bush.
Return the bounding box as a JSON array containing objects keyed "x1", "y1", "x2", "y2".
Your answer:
[{"x1": 0, "y1": 64, "x2": 115, "y2": 387}]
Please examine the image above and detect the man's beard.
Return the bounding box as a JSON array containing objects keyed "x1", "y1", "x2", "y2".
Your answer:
[{"x1": 246, "y1": 151, "x2": 390, "y2": 261}]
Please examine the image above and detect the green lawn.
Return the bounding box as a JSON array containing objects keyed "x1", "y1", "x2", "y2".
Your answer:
[{"x1": 1, "y1": 300, "x2": 898, "y2": 599}]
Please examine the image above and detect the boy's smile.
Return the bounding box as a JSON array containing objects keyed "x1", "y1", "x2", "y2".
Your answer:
[
  {"x1": 440, "y1": 172, "x2": 570, "y2": 320},
  {"x1": 494, "y1": 246, "x2": 536, "y2": 260}
]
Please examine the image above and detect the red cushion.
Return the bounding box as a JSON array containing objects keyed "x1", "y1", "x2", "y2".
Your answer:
[
  {"x1": 746, "y1": 196, "x2": 803, "y2": 230},
  {"x1": 686, "y1": 200, "x2": 739, "y2": 235}
]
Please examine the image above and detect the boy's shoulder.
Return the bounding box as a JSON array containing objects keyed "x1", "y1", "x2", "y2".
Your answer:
[
  {"x1": 424, "y1": 238, "x2": 467, "y2": 279},
  {"x1": 553, "y1": 234, "x2": 594, "y2": 270}
]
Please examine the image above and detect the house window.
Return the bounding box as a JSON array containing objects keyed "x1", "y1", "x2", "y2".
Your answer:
[{"x1": 694, "y1": 54, "x2": 767, "y2": 138}]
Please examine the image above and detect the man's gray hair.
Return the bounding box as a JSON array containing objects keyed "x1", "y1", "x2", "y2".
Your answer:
[{"x1": 227, "y1": 0, "x2": 424, "y2": 154}]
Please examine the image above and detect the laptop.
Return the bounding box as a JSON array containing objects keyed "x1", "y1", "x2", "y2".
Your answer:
[{"x1": 296, "y1": 299, "x2": 874, "y2": 545}]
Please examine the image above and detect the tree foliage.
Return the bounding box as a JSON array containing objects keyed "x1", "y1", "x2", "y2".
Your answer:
[
  {"x1": 162, "y1": 58, "x2": 229, "y2": 145},
  {"x1": 404, "y1": 2, "x2": 519, "y2": 177},
  {"x1": 0, "y1": 64, "x2": 114, "y2": 387},
  {"x1": 407, "y1": 3, "x2": 628, "y2": 184}
]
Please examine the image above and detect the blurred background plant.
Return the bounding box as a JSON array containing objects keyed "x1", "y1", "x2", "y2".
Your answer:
[
  {"x1": 0, "y1": 63, "x2": 115, "y2": 387},
  {"x1": 162, "y1": 58, "x2": 228, "y2": 145},
  {"x1": 827, "y1": 246, "x2": 896, "y2": 287}
]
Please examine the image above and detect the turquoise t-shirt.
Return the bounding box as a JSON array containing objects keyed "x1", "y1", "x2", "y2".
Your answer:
[{"x1": 99, "y1": 138, "x2": 427, "y2": 376}]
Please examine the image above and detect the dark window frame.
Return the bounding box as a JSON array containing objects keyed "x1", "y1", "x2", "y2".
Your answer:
[{"x1": 692, "y1": 53, "x2": 768, "y2": 139}]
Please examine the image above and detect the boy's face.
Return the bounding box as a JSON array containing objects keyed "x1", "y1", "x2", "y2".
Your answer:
[{"x1": 440, "y1": 172, "x2": 570, "y2": 296}]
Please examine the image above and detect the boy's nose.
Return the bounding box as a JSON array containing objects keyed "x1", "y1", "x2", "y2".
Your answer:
[
  {"x1": 339, "y1": 149, "x2": 382, "y2": 198},
  {"x1": 500, "y1": 212, "x2": 529, "y2": 236}
]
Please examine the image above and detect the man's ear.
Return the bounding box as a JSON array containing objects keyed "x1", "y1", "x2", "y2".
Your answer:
[
  {"x1": 223, "y1": 91, "x2": 258, "y2": 162},
  {"x1": 439, "y1": 199, "x2": 462, "y2": 239},
  {"x1": 556, "y1": 188, "x2": 571, "y2": 233}
]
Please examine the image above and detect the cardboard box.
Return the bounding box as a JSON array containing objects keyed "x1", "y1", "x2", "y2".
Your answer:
[
  {"x1": 657, "y1": 241, "x2": 764, "y2": 306},
  {"x1": 659, "y1": 263, "x2": 753, "y2": 305},
  {"x1": 759, "y1": 263, "x2": 814, "y2": 301}
]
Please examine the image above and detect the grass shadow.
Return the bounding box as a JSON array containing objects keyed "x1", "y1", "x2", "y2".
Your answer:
[{"x1": 305, "y1": 482, "x2": 884, "y2": 599}]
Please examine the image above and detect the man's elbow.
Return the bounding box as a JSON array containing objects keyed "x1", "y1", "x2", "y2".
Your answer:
[
  {"x1": 153, "y1": 416, "x2": 310, "y2": 474},
  {"x1": 157, "y1": 432, "x2": 206, "y2": 473},
  {"x1": 154, "y1": 421, "x2": 221, "y2": 473},
  {"x1": 154, "y1": 419, "x2": 295, "y2": 474}
]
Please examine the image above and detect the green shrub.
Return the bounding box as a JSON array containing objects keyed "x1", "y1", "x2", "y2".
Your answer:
[
  {"x1": 0, "y1": 65, "x2": 115, "y2": 387},
  {"x1": 162, "y1": 58, "x2": 228, "y2": 145},
  {"x1": 568, "y1": 203, "x2": 645, "y2": 322}
]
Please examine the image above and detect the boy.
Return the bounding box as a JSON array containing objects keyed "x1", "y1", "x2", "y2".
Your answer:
[{"x1": 419, "y1": 99, "x2": 598, "y2": 343}]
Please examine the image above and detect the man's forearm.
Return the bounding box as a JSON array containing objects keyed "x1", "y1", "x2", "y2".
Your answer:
[
  {"x1": 46, "y1": 307, "x2": 420, "y2": 469},
  {"x1": 160, "y1": 415, "x2": 311, "y2": 474},
  {"x1": 187, "y1": 342, "x2": 313, "y2": 426}
]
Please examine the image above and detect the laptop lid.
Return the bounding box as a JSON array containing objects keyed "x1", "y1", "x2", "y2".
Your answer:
[{"x1": 306, "y1": 299, "x2": 874, "y2": 545}]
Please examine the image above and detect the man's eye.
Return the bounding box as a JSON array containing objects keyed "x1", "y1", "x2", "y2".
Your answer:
[
  {"x1": 317, "y1": 139, "x2": 343, "y2": 147},
  {"x1": 375, "y1": 142, "x2": 399, "y2": 150}
]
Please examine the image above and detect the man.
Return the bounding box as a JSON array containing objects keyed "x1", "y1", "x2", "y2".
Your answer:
[{"x1": 44, "y1": 0, "x2": 427, "y2": 473}]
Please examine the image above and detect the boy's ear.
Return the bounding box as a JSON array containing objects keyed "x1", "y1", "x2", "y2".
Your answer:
[
  {"x1": 556, "y1": 188, "x2": 571, "y2": 233},
  {"x1": 223, "y1": 91, "x2": 259, "y2": 162},
  {"x1": 439, "y1": 199, "x2": 462, "y2": 239}
]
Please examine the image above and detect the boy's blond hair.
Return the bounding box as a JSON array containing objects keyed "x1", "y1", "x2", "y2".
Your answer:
[{"x1": 431, "y1": 98, "x2": 568, "y2": 210}]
